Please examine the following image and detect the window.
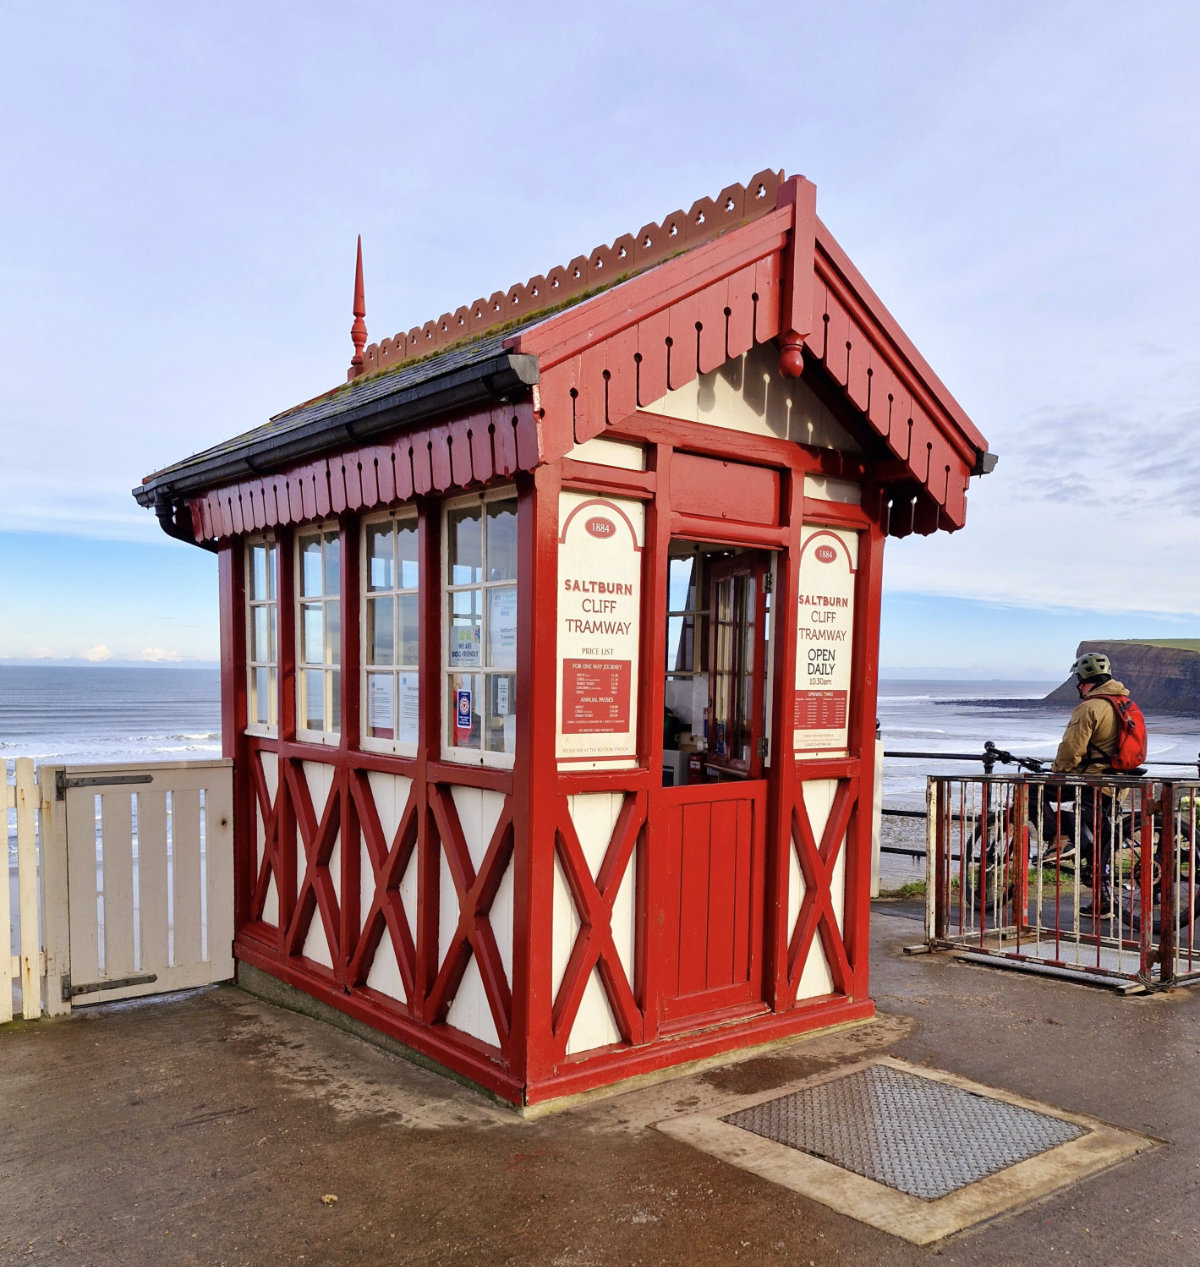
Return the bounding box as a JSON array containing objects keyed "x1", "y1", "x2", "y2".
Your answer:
[
  {"x1": 296, "y1": 525, "x2": 341, "y2": 740},
  {"x1": 443, "y1": 492, "x2": 518, "y2": 764},
  {"x1": 246, "y1": 537, "x2": 278, "y2": 733},
  {"x1": 362, "y1": 511, "x2": 419, "y2": 752}
]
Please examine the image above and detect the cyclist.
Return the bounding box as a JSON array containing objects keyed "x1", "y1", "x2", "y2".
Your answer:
[{"x1": 1048, "y1": 652, "x2": 1138, "y2": 916}]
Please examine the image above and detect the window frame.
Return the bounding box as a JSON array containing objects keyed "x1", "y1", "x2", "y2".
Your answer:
[
  {"x1": 441, "y1": 487, "x2": 519, "y2": 769},
  {"x1": 245, "y1": 535, "x2": 279, "y2": 737},
  {"x1": 360, "y1": 507, "x2": 421, "y2": 757},
  {"x1": 294, "y1": 522, "x2": 343, "y2": 746}
]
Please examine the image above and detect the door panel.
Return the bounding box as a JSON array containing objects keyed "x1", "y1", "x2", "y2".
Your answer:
[{"x1": 658, "y1": 781, "x2": 765, "y2": 1025}]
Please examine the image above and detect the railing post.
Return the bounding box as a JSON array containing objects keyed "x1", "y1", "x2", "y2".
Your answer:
[
  {"x1": 926, "y1": 777, "x2": 942, "y2": 942},
  {"x1": 38, "y1": 766, "x2": 72, "y2": 1017},
  {"x1": 1157, "y1": 781, "x2": 1176, "y2": 987}
]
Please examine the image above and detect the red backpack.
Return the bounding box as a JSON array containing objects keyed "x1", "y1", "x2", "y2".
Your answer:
[{"x1": 1099, "y1": 695, "x2": 1148, "y2": 771}]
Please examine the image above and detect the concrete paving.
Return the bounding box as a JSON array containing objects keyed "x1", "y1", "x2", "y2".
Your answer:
[{"x1": 4, "y1": 900, "x2": 1199, "y2": 1266}]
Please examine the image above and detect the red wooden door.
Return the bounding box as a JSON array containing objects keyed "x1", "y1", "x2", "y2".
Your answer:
[{"x1": 657, "y1": 780, "x2": 766, "y2": 1027}]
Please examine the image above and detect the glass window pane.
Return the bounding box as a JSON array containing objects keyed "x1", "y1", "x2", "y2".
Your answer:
[
  {"x1": 397, "y1": 521, "x2": 419, "y2": 589},
  {"x1": 666, "y1": 615, "x2": 683, "y2": 671},
  {"x1": 327, "y1": 601, "x2": 341, "y2": 665},
  {"x1": 253, "y1": 607, "x2": 269, "y2": 662},
  {"x1": 451, "y1": 589, "x2": 481, "y2": 617},
  {"x1": 303, "y1": 669, "x2": 324, "y2": 730},
  {"x1": 487, "y1": 586, "x2": 517, "y2": 669},
  {"x1": 667, "y1": 556, "x2": 694, "y2": 612},
  {"x1": 367, "y1": 523, "x2": 394, "y2": 591},
  {"x1": 251, "y1": 545, "x2": 268, "y2": 601},
  {"x1": 486, "y1": 499, "x2": 518, "y2": 581},
  {"x1": 368, "y1": 596, "x2": 394, "y2": 665},
  {"x1": 486, "y1": 673, "x2": 517, "y2": 754},
  {"x1": 330, "y1": 668, "x2": 341, "y2": 730},
  {"x1": 301, "y1": 537, "x2": 323, "y2": 596},
  {"x1": 398, "y1": 594, "x2": 419, "y2": 666},
  {"x1": 269, "y1": 607, "x2": 277, "y2": 663},
  {"x1": 267, "y1": 545, "x2": 276, "y2": 600},
  {"x1": 449, "y1": 673, "x2": 480, "y2": 749},
  {"x1": 447, "y1": 505, "x2": 482, "y2": 585},
  {"x1": 323, "y1": 534, "x2": 340, "y2": 597},
  {"x1": 302, "y1": 604, "x2": 323, "y2": 664},
  {"x1": 253, "y1": 667, "x2": 269, "y2": 724}
]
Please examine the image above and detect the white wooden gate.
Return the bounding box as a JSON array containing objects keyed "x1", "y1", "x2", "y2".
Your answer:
[{"x1": 4, "y1": 759, "x2": 234, "y2": 1018}]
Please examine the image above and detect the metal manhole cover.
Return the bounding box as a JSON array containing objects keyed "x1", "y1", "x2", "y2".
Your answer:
[{"x1": 721, "y1": 1063, "x2": 1085, "y2": 1200}]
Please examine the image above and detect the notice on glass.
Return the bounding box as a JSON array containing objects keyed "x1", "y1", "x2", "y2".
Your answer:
[
  {"x1": 368, "y1": 674, "x2": 394, "y2": 731},
  {"x1": 488, "y1": 587, "x2": 517, "y2": 668},
  {"x1": 555, "y1": 492, "x2": 644, "y2": 763},
  {"x1": 398, "y1": 673, "x2": 419, "y2": 745},
  {"x1": 793, "y1": 526, "x2": 858, "y2": 756},
  {"x1": 450, "y1": 623, "x2": 480, "y2": 667}
]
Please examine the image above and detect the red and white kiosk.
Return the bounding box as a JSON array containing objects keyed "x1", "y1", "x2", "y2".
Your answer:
[{"x1": 137, "y1": 170, "x2": 992, "y2": 1106}]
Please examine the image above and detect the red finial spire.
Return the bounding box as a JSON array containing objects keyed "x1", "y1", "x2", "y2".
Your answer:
[{"x1": 349, "y1": 235, "x2": 367, "y2": 380}]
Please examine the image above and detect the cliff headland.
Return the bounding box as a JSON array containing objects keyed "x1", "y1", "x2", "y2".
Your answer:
[{"x1": 1042, "y1": 640, "x2": 1200, "y2": 714}]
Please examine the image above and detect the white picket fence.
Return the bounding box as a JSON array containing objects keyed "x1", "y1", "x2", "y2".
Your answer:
[{"x1": 4, "y1": 758, "x2": 235, "y2": 1022}]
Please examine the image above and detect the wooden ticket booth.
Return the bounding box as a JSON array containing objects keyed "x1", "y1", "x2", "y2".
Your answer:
[{"x1": 136, "y1": 169, "x2": 992, "y2": 1107}]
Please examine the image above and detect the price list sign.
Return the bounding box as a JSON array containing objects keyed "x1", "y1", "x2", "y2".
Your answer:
[{"x1": 556, "y1": 492, "x2": 644, "y2": 764}]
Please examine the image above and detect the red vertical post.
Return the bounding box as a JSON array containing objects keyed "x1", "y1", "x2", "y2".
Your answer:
[
  {"x1": 275, "y1": 526, "x2": 298, "y2": 945},
  {"x1": 641, "y1": 443, "x2": 671, "y2": 1039},
  {"x1": 512, "y1": 463, "x2": 561, "y2": 1090},
  {"x1": 415, "y1": 497, "x2": 441, "y2": 1022},
  {"x1": 339, "y1": 514, "x2": 361, "y2": 982},
  {"x1": 765, "y1": 464, "x2": 803, "y2": 1010},
  {"x1": 220, "y1": 543, "x2": 252, "y2": 933},
  {"x1": 842, "y1": 518, "x2": 884, "y2": 1000}
]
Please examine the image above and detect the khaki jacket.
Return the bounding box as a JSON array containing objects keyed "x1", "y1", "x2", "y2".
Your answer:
[{"x1": 1051, "y1": 679, "x2": 1130, "y2": 774}]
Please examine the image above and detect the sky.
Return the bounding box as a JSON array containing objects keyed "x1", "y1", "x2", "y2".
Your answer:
[{"x1": 1, "y1": 2, "x2": 1197, "y2": 677}]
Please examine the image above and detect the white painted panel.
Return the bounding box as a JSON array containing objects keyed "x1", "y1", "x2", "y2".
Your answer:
[
  {"x1": 490, "y1": 859, "x2": 515, "y2": 984},
  {"x1": 567, "y1": 793, "x2": 622, "y2": 877},
  {"x1": 328, "y1": 833, "x2": 342, "y2": 905},
  {"x1": 565, "y1": 436, "x2": 647, "y2": 470},
  {"x1": 566, "y1": 967, "x2": 622, "y2": 1055},
  {"x1": 803, "y1": 474, "x2": 862, "y2": 505},
  {"x1": 303, "y1": 761, "x2": 334, "y2": 821},
  {"x1": 551, "y1": 853, "x2": 580, "y2": 997},
  {"x1": 831, "y1": 831, "x2": 847, "y2": 937},
  {"x1": 447, "y1": 952, "x2": 499, "y2": 1048},
  {"x1": 365, "y1": 929, "x2": 407, "y2": 1003},
  {"x1": 801, "y1": 779, "x2": 836, "y2": 848},
  {"x1": 611, "y1": 844, "x2": 636, "y2": 985},
  {"x1": 254, "y1": 798, "x2": 265, "y2": 883},
  {"x1": 438, "y1": 851, "x2": 458, "y2": 968},
  {"x1": 359, "y1": 840, "x2": 375, "y2": 929},
  {"x1": 788, "y1": 840, "x2": 803, "y2": 944},
  {"x1": 367, "y1": 771, "x2": 412, "y2": 845},
  {"x1": 399, "y1": 848, "x2": 419, "y2": 934},
  {"x1": 302, "y1": 905, "x2": 333, "y2": 968},
  {"x1": 644, "y1": 343, "x2": 861, "y2": 452},
  {"x1": 260, "y1": 751, "x2": 279, "y2": 802},
  {"x1": 795, "y1": 931, "x2": 835, "y2": 1000},
  {"x1": 263, "y1": 873, "x2": 279, "y2": 926},
  {"x1": 450, "y1": 786, "x2": 483, "y2": 869}
]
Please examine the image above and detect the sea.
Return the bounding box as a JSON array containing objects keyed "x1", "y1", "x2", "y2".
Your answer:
[{"x1": 4, "y1": 667, "x2": 1199, "y2": 886}]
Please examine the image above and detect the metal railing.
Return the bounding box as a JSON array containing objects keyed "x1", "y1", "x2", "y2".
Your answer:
[{"x1": 924, "y1": 771, "x2": 1200, "y2": 992}]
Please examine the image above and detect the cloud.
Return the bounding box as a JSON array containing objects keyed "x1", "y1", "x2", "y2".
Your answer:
[
  {"x1": 137, "y1": 648, "x2": 183, "y2": 662},
  {"x1": 26, "y1": 646, "x2": 55, "y2": 659},
  {"x1": 81, "y1": 645, "x2": 112, "y2": 662}
]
